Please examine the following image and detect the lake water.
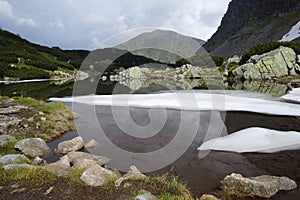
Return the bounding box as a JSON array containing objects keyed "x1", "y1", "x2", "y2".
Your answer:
[{"x1": 2, "y1": 78, "x2": 300, "y2": 199}]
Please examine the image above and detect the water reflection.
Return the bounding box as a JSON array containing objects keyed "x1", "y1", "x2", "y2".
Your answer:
[
  {"x1": 0, "y1": 77, "x2": 291, "y2": 99},
  {"x1": 228, "y1": 80, "x2": 290, "y2": 97}
]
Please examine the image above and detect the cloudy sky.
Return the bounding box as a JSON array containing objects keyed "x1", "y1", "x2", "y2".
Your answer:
[{"x1": 0, "y1": 0, "x2": 231, "y2": 50}]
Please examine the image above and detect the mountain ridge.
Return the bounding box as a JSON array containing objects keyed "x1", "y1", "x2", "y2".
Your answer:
[{"x1": 203, "y1": 0, "x2": 300, "y2": 59}]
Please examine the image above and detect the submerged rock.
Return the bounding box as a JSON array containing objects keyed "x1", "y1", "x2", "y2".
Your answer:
[
  {"x1": 55, "y1": 136, "x2": 85, "y2": 154},
  {"x1": 0, "y1": 135, "x2": 17, "y2": 147},
  {"x1": 14, "y1": 138, "x2": 50, "y2": 158},
  {"x1": 0, "y1": 154, "x2": 28, "y2": 164},
  {"x1": 80, "y1": 165, "x2": 117, "y2": 186},
  {"x1": 221, "y1": 173, "x2": 297, "y2": 198},
  {"x1": 134, "y1": 191, "x2": 157, "y2": 200},
  {"x1": 85, "y1": 139, "x2": 98, "y2": 148}
]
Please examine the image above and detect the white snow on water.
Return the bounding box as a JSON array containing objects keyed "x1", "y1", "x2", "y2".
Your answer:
[
  {"x1": 198, "y1": 127, "x2": 300, "y2": 153},
  {"x1": 280, "y1": 20, "x2": 300, "y2": 42},
  {"x1": 50, "y1": 91, "x2": 300, "y2": 116},
  {"x1": 0, "y1": 79, "x2": 53, "y2": 83},
  {"x1": 281, "y1": 88, "x2": 300, "y2": 104}
]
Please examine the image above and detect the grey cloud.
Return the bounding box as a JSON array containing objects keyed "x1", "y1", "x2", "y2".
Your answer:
[{"x1": 0, "y1": 0, "x2": 231, "y2": 50}]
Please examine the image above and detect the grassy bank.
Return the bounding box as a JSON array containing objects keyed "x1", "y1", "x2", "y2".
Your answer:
[
  {"x1": 0, "y1": 96, "x2": 75, "y2": 142},
  {"x1": 0, "y1": 166, "x2": 195, "y2": 200}
]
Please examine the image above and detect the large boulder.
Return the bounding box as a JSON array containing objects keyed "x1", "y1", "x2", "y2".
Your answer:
[
  {"x1": 233, "y1": 46, "x2": 300, "y2": 80},
  {"x1": 55, "y1": 136, "x2": 84, "y2": 154},
  {"x1": 14, "y1": 138, "x2": 50, "y2": 157},
  {"x1": 0, "y1": 135, "x2": 17, "y2": 147},
  {"x1": 80, "y1": 165, "x2": 117, "y2": 186},
  {"x1": 0, "y1": 154, "x2": 28, "y2": 164},
  {"x1": 221, "y1": 173, "x2": 297, "y2": 198}
]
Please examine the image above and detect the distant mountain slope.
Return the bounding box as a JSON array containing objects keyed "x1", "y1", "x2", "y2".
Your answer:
[
  {"x1": 0, "y1": 29, "x2": 89, "y2": 79},
  {"x1": 116, "y1": 29, "x2": 205, "y2": 62},
  {"x1": 203, "y1": 0, "x2": 300, "y2": 58}
]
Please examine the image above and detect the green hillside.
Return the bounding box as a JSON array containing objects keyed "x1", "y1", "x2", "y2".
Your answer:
[{"x1": 0, "y1": 29, "x2": 89, "y2": 80}]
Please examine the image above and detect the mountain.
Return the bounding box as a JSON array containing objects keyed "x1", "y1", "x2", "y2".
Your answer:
[
  {"x1": 0, "y1": 29, "x2": 89, "y2": 79},
  {"x1": 203, "y1": 0, "x2": 300, "y2": 59},
  {"x1": 116, "y1": 29, "x2": 205, "y2": 63}
]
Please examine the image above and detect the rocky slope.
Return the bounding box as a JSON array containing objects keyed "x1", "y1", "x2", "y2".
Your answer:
[{"x1": 203, "y1": 0, "x2": 300, "y2": 58}]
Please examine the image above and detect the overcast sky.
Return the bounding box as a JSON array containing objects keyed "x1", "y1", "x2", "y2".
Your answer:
[{"x1": 0, "y1": 0, "x2": 231, "y2": 50}]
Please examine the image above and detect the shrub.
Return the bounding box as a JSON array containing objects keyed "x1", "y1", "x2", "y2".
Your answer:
[
  {"x1": 210, "y1": 55, "x2": 224, "y2": 67},
  {"x1": 240, "y1": 41, "x2": 300, "y2": 64},
  {"x1": 175, "y1": 58, "x2": 191, "y2": 67}
]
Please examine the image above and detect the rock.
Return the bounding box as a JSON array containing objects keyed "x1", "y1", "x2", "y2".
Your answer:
[
  {"x1": 227, "y1": 55, "x2": 241, "y2": 64},
  {"x1": 0, "y1": 105, "x2": 28, "y2": 114},
  {"x1": 11, "y1": 188, "x2": 26, "y2": 194},
  {"x1": 56, "y1": 155, "x2": 70, "y2": 167},
  {"x1": 135, "y1": 191, "x2": 157, "y2": 200},
  {"x1": 72, "y1": 158, "x2": 100, "y2": 169},
  {"x1": 115, "y1": 165, "x2": 146, "y2": 187},
  {"x1": 67, "y1": 151, "x2": 111, "y2": 167},
  {"x1": 221, "y1": 173, "x2": 297, "y2": 198},
  {"x1": 296, "y1": 55, "x2": 300, "y2": 66},
  {"x1": 0, "y1": 154, "x2": 28, "y2": 164},
  {"x1": 14, "y1": 138, "x2": 50, "y2": 158},
  {"x1": 233, "y1": 47, "x2": 299, "y2": 80},
  {"x1": 0, "y1": 135, "x2": 17, "y2": 147},
  {"x1": 125, "y1": 165, "x2": 146, "y2": 178},
  {"x1": 3, "y1": 164, "x2": 37, "y2": 171},
  {"x1": 55, "y1": 136, "x2": 84, "y2": 154},
  {"x1": 200, "y1": 194, "x2": 220, "y2": 200},
  {"x1": 44, "y1": 163, "x2": 71, "y2": 177},
  {"x1": 85, "y1": 139, "x2": 98, "y2": 148},
  {"x1": 33, "y1": 156, "x2": 47, "y2": 166},
  {"x1": 80, "y1": 165, "x2": 117, "y2": 186}
]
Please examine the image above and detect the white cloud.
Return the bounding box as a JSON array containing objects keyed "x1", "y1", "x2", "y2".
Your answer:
[
  {"x1": 0, "y1": 0, "x2": 14, "y2": 19},
  {"x1": 18, "y1": 17, "x2": 37, "y2": 27}
]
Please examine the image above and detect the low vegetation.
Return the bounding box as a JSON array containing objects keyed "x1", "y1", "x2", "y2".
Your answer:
[
  {"x1": 240, "y1": 41, "x2": 300, "y2": 64},
  {"x1": 0, "y1": 166, "x2": 195, "y2": 200},
  {"x1": 0, "y1": 29, "x2": 88, "y2": 79},
  {"x1": 0, "y1": 96, "x2": 75, "y2": 142}
]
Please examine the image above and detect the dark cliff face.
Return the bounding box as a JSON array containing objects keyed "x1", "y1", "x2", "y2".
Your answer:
[{"x1": 203, "y1": 0, "x2": 300, "y2": 58}]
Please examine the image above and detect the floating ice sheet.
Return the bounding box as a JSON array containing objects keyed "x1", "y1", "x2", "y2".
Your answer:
[
  {"x1": 281, "y1": 88, "x2": 300, "y2": 104},
  {"x1": 50, "y1": 91, "x2": 300, "y2": 116},
  {"x1": 198, "y1": 127, "x2": 300, "y2": 153}
]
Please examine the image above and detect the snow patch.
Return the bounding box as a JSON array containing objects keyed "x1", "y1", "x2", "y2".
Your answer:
[
  {"x1": 198, "y1": 127, "x2": 300, "y2": 153},
  {"x1": 49, "y1": 91, "x2": 300, "y2": 116},
  {"x1": 280, "y1": 20, "x2": 300, "y2": 42},
  {"x1": 281, "y1": 88, "x2": 300, "y2": 104}
]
